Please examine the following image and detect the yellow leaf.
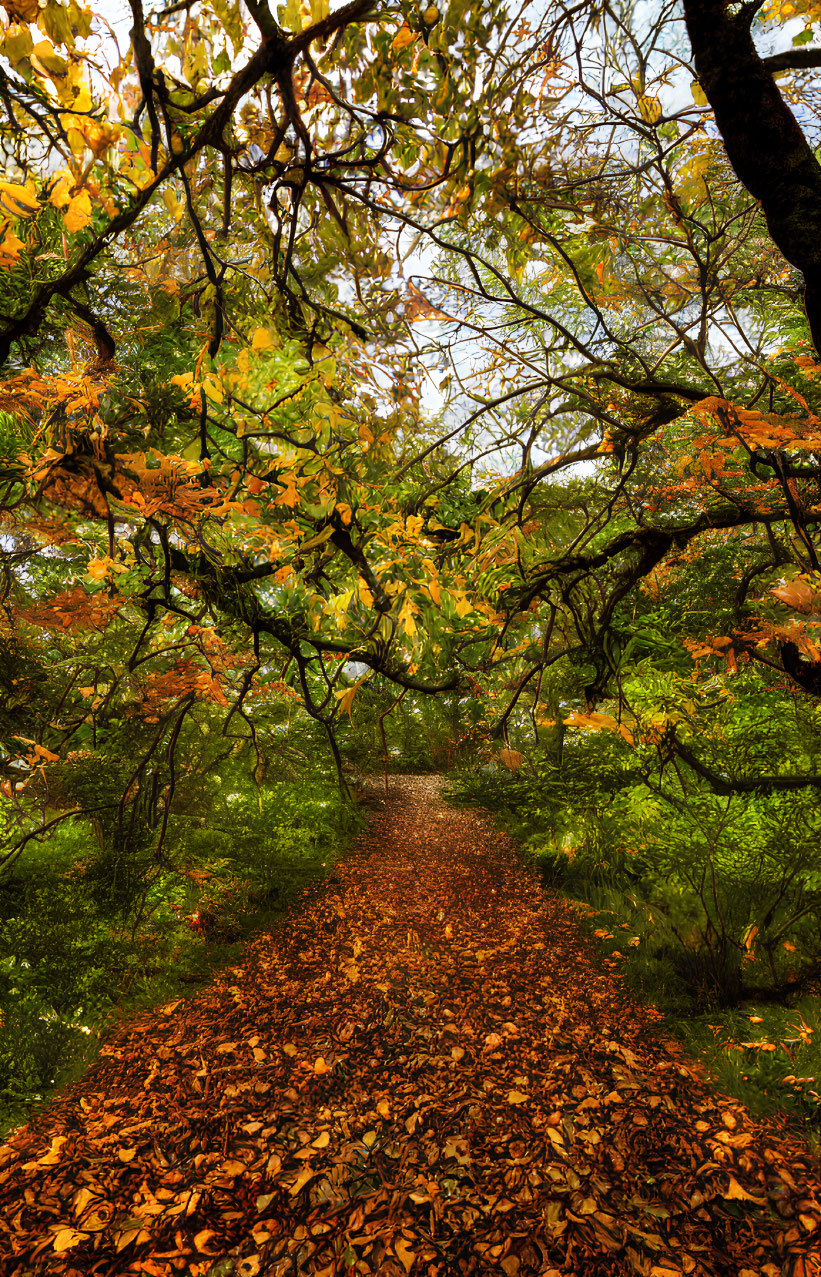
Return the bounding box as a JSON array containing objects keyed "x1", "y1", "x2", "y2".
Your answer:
[
  {"x1": 0, "y1": 180, "x2": 40, "y2": 220},
  {"x1": 73, "y1": 1186, "x2": 96, "y2": 1217},
  {"x1": 0, "y1": 24, "x2": 34, "y2": 70},
  {"x1": 313, "y1": 1056, "x2": 331, "y2": 1074},
  {"x1": 312, "y1": 1130, "x2": 330, "y2": 1149},
  {"x1": 117, "y1": 1147, "x2": 136, "y2": 1162},
  {"x1": 31, "y1": 39, "x2": 68, "y2": 78},
  {"x1": 507, "y1": 1089, "x2": 528, "y2": 1104},
  {"x1": 564, "y1": 710, "x2": 634, "y2": 745},
  {"x1": 289, "y1": 1166, "x2": 315, "y2": 1196},
  {"x1": 690, "y1": 79, "x2": 708, "y2": 106},
  {"x1": 202, "y1": 372, "x2": 224, "y2": 404},
  {"x1": 335, "y1": 673, "x2": 368, "y2": 719},
  {"x1": 390, "y1": 24, "x2": 416, "y2": 53},
  {"x1": 399, "y1": 597, "x2": 418, "y2": 637},
  {"x1": 53, "y1": 1227, "x2": 87, "y2": 1252},
  {"x1": 63, "y1": 190, "x2": 92, "y2": 234},
  {"x1": 395, "y1": 1236, "x2": 416, "y2": 1274},
  {"x1": 38, "y1": 1135, "x2": 68, "y2": 1165},
  {"x1": 86, "y1": 556, "x2": 110, "y2": 580},
  {"x1": 724, "y1": 1176, "x2": 762, "y2": 1202},
  {"x1": 48, "y1": 171, "x2": 73, "y2": 210},
  {"x1": 0, "y1": 229, "x2": 25, "y2": 267},
  {"x1": 377, "y1": 1099, "x2": 390, "y2": 1118},
  {"x1": 70, "y1": 81, "x2": 93, "y2": 113},
  {"x1": 114, "y1": 1225, "x2": 151, "y2": 1252},
  {"x1": 637, "y1": 93, "x2": 662, "y2": 123},
  {"x1": 251, "y1": 327, "x2": 273, "y2": 350},
  {"x1": 162, "y1": 187, "x2": 184, "y2": 220}
]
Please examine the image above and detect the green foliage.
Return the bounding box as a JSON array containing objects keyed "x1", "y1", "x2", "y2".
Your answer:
[
  {"x1": 447, "y1": 694, "x2": 821, "y2": 1131},
  {"x1": 0, "y1": 766, "x2": 356, "y2": 1133}
]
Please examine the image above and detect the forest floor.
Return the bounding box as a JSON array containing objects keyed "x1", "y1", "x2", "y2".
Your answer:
[{"x1": 0, "y1": 775, "x2": 820, "y2": 1277}]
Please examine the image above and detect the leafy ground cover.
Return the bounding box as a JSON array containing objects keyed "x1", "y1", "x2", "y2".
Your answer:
[
  {"x1": 446, "y1": 764, "x2": 821, "y2": 1143},
  {"x1": 0, "y1": 776, "x2": 819, "y2": 1276},
  {"x1": 0, "y1": 772, "x2": 358, "y2": 1136}
]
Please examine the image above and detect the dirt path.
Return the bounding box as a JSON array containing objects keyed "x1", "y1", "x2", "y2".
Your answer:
[{"x1": 1, "y1": 776, "x2": 820, "y2": 1276}]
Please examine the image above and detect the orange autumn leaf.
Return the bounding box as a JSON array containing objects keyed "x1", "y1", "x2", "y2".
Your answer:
[{"x1": 63, "y1": 189, "x2": 92, "y2": 233}]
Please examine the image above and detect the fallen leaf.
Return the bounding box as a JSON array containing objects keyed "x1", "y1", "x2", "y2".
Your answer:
[
  {"x1": 52, "y1": 1228, "x2": 87, "y2": 1252},
  {"x1": 38, "y1": 1136, "x2": 68, "y2": 1166},
  {"x1": 395, "y1": 1236, "x2": 416, "y2": 1273},
  {"x1": 725, "y1": 1176, "x2": 762, "y2": 1202}
]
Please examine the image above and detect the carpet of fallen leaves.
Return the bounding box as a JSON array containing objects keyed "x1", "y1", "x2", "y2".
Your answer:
[{"x1": 1, "y1": 775, "x2": 821, "y2": 1277}]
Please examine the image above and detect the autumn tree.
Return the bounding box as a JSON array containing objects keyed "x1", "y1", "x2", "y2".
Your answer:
[{"x1": 2, "y1": 0, "x2": 821, "y2": 870}]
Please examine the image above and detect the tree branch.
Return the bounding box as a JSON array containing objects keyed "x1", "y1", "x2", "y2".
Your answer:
[
  {"x1": 672, "y1": 735, "x2": 821, "y2": 794},
  {"x1": 761, "y1": 47, "x2": 821, "y2": 73}
]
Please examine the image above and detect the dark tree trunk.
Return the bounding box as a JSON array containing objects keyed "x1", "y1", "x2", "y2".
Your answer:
[{"x1": 683, "y1": 0, "x2": 821, "y2": 354}]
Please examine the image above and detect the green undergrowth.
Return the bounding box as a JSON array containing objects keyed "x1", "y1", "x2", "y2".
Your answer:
[
  {"x1": 569, "y1": 894, "x2": 821, "y2": 1144},
  {"x1": 445, "y1": 766, "x2": 821, "y2": 1146},
  {"x1": 0, "y1": 777, "x2": 361, "y2": 1137}
]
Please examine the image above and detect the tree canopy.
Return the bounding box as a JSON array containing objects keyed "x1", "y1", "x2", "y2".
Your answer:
[{"x1": 3, "y1": 0, "x2": 821, "y2": 865}]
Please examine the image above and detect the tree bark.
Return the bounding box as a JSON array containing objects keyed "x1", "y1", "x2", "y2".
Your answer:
[{"x1": 683, "y1": 0, "x2": 821, "y2": 354}]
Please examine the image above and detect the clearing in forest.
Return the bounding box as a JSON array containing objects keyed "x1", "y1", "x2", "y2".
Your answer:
[{"x1": 0, "y1": 776, "x2": 819, "y2": 1276}]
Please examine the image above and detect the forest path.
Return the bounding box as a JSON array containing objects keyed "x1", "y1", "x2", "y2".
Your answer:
[{"x1": 1, "y1": 775, "x2": 820, "y2": 1276}]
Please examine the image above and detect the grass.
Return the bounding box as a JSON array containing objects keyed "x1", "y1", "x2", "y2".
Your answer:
[
  {"x1": 443, "y1": 775, "x2": 821, "y2": 1148},
  {"x1": 0, "y1": 783, "x2": 360, "y2": 1137},
  {"x1": 569, "y1": 894, "x2": 821, "y2": 1146}
]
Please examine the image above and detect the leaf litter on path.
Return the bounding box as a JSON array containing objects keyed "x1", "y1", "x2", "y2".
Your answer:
[{"x1": 0, "y1": 776, "x2": 820, "y2": 1276}]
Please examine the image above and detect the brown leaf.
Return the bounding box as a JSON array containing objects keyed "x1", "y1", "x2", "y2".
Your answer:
[
  {"x1": 395, "y1": 1236, "x2": 416, "y2": 1273},
  {"x1": 724, "y1": 1176, "x2": 763, "y2": 1202},
  {"x1": 38, "y1": 1135, "x2": 68, "y2": 1166},
  {"x1": 194, "y1": 1229, "x2": 218, "y2": 1253}
]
